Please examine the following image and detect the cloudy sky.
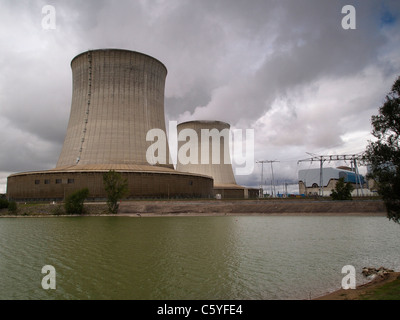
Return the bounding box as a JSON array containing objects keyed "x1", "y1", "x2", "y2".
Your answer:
[{"x1": 1, "y1": 0, "x2": 399, "y2": 193}]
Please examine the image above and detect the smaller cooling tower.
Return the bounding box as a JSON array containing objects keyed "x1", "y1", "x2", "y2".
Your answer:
[
  {"x1": 176, "y1": 121, "x2": 235, "y2": 185},
  {"x1": 176, "y1": 120, "x2": 255, "y2": 198}
]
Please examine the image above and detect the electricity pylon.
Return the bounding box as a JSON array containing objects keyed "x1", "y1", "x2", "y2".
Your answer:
[{"x1": 256, "y1": 160, "x2": 279, "y2": 197}]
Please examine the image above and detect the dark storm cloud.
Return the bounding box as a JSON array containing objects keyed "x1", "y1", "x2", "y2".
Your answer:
[
  {"x1": 1, "y1": 53, "x2": 70, "y2": 144},
  {"x1": 183, "y1": 0, "x2": 395, "y2": 125}
]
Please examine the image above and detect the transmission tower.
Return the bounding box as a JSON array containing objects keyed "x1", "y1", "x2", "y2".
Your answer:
[{"x1": 257, "y1": 160, "x2": 279, "y2": 197}]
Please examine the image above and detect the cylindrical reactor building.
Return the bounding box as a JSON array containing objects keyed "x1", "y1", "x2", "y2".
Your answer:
[
  {"x1": 57, "y1": 49, "x2": 172, "y2": 168},
  {"x1": 176, "y1": 120, "x2": 237, "y2": 186}
]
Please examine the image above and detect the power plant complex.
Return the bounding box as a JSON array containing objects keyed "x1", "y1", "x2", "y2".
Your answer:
[{"x1": 7, "y1": 49, "x2": 255, "y2": 201}]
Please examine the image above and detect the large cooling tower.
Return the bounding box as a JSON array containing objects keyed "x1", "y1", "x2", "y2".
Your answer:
[
  {"x1": 7, "y1": 49, "x2": 213, "y2": 200},
  {"x1": 57, "y1": 49, "x2": 172, "y2": 169},
  {"x1": 176, "y1": 120, "x2": 237, "y2": 186}
]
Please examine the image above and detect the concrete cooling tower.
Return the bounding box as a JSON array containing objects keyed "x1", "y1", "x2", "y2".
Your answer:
[
  {"x1": 176, "y1": 120, "x2": 258, "y2": 199},
  {"x1": 57, "y1": 49, "x2": 172, "y2": 168},
  {"x1": 7, "y1": 49, "x2": 213, "y2": 200}
]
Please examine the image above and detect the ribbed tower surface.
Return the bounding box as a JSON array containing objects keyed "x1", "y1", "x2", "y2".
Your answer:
[
  {"x1": 176, "y1": 120, "x2": 238, "y2": 187},
  {"x1": 57, "y1": 49, "x2": 172, "y2": 169}
]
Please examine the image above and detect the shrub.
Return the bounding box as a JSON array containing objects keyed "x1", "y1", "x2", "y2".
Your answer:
[
  {"x1": 0, "y1": 198, "x2": 9, "y2": 209},
  {"x1": 8, "y1": 201, "x2": 17, "y2": 213},
  {"x1": 330, "y1": 177, "x2": 354, "y2": 200},
  {"x1": 64, "y1": 188, "x2": 89, "y2": 214}
]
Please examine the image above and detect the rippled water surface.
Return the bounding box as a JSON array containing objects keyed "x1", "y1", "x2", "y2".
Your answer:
[{"x1": 0, "y1": 216, "x2": 399, "y2": 300}]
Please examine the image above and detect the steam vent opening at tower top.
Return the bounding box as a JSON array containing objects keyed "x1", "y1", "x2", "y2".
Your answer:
[{"x1": 7, "y1": 49, "x2": 215, "y2": 201}]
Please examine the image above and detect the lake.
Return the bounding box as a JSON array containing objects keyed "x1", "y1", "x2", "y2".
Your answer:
[{"x1": 0, "y1": 215, "x2": 399, "y2": 300}]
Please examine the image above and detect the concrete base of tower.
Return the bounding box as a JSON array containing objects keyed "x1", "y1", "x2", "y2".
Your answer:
[
  {"x1": 6, "y1": 164, "x2": 214, "y2": 201},
  {"x1": 213, "y1": 184, "x2": 259, "y2": 199}
]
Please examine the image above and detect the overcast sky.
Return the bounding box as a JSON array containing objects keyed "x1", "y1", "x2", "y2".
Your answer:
[{"x1": 1, "y1": 0, "x2": 399, "y2": 193}]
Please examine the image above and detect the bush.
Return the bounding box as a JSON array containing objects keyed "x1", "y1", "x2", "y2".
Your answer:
[
  {"x1": 0, "y1": 198, "x2": 9, "y2": 209},
  {"x1": 64, "y1": 188, "x2": 89, "y2": 214},
  {"x1": 8, "y1": 201, "x2": 17, "y2": 213}
]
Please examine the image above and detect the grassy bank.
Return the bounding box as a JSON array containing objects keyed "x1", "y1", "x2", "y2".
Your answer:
[
  {"x1": 316, "y1": 272, "x2": 400, "y2": 300},
  {"x1": 359, "y1": 275, "x2": 400, "y2": 300}
]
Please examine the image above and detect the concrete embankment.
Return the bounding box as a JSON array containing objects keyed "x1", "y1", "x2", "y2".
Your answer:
[
  {"x1": 0, "y1": 199, "x2": 387, "y2": 217},
  {"x1": 118, "y1": 199, "x2": 387, "y2": 216}
]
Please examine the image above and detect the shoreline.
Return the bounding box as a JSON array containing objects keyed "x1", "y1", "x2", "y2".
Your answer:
[
  {"x1": 0, "y1": 212, "x2": 387, "y2": 218},
  {"x1": 0, "y1": 199, "x2": 387, "y2": 218}
]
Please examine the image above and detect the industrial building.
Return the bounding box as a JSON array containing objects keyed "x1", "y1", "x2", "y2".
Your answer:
[
  {"x1": 176, "y1": 120, "x2": 258, "y2": 198},
  {"x1": 7, "y1": 49, "x2": 214, "y2": 201},
  {"x1": 298, "y1": 166, "x2": 376, "y2": 197}
]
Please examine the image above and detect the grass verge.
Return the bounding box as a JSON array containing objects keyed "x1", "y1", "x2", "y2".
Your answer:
[{"x1": 359, "y1": 275, "x2": 400, "y2": 300}]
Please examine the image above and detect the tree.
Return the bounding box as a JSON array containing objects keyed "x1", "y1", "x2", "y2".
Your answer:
[
  {"x1": 364, "y1": 75, "x2": 400, "y2": 223},
  {"x1": 64, "y1": 188, "x2": 89, "y2": 214},
  {"x1": 103, "y1": 170, "x2": 129, "y2": 214},
  {"x1": 330, "y1": 177, "x2": 354, "y2": 200}
]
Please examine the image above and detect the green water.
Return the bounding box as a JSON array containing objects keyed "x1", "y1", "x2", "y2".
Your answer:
[{"x1": 0, "y1": 216, "x2": 399, "y2": 300}]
